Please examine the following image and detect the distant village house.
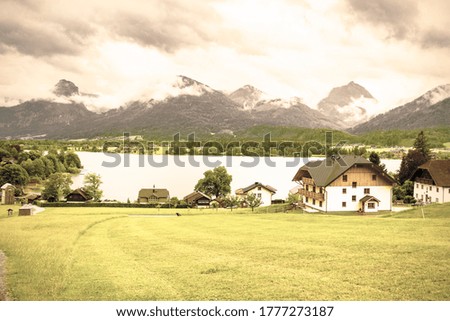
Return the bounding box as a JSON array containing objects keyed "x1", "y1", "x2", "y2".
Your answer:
[
  {"x1": 66, "y1": 188, "x2": 92, "y2": 202},
  {"x1": 183, "y1": 191, "x2": 211, "y2": 208},
  {"x1": 292, "y1": 156, "x2": 396, "y2": 213},
  {"x1": 20, "y1": 193, "x2": 41, "y2": 204},
  {"x1": 235, "y1": 182, "x2": 277, "y2": 207},
  {"x1": 138, "y1": 188, "x2": 170, "y2": 204},
  {"x1": 410, "y1": 160, "x2": 450, "y2": 204}
]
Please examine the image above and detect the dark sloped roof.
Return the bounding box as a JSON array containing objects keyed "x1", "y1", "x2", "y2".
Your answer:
[
  {"x1": 138, "y1": 188, "x2": 170, "y2": 199},
  {"x1": 360, "y1": 195, "x2": 380, "y2": 203},
  {"x1": 236, "y1": 182, "x2": 277, "y2": 194},
  {"x1": 66, "y1": 188, "x2": 91, "y2": 200},
  {"x1": 292, "y1": 155, "x2": 396, "y2": 187},
  {"x1": 183, "y1": 191, "x2": 211, "y2": 203},
  {"x1": 411, "y1": 160, "x2": 450, "y2": 187}
]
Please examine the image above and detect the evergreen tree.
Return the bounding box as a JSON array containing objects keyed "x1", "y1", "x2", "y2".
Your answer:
[
  {"x1": 413, "y1": 131, "x2": 430, "y2": 160},
  {"x1": 398, "y1": 150, "x2": 427, "y2": 184},
  {"x1": 369, "y1": 151, "x2": 381, "y2": 165}
]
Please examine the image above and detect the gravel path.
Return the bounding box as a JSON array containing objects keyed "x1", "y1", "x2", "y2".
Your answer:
[{"x1": 0, "y1": 250, "x2": 10, "y2": 301}]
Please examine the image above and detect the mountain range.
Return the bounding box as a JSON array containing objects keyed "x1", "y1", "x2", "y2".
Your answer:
[
  {"x1": 350, "y1": 84, "x2": 450, "y2": 133},
  {"x1": 0, "y1": 76, "x2": 449, "y2": 139}
]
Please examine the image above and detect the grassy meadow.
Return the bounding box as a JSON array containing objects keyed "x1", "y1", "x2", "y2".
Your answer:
[{"x1": 0, "y1": 204, "x2": 449, "y2": 301}]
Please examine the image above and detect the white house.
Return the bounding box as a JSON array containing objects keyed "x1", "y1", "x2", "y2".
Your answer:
[
  {"x1": 235, "y1": 182, "x2": 277, "y2": 207},
  {"x1": 410, "y1": 160, "x2": 450, "y2": 204},
  {"x1": 292, "y1": 156, "x2": 396, "y2": 213}
]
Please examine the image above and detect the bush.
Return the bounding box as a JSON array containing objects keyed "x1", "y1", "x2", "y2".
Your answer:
[{"x1": 403, "y1": 195, "x2": 415, "y2": 204}]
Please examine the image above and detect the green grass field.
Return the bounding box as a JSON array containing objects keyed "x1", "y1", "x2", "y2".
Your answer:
[{"x1": 0, "y1": 204, "x2": 449, "y2": 301}]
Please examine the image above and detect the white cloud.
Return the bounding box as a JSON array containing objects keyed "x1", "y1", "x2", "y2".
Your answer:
[{"x1": 0, "y1": 0, "x2": 448, "y2": 113}]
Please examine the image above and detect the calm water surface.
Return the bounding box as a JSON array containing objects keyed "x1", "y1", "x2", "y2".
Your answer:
[{"x1": 72, "y1": 152, "x2": 401, "y2": 202}]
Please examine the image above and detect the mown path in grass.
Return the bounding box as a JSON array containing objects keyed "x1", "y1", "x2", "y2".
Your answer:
[
  {"x1": 0, "y1": 205, "x2": 449, "y2": 300},
  {"x1": 0, "y1": 250, "x2": 9, "y2": 300}
]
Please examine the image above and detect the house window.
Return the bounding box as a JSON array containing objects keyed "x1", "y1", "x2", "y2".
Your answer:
[
  {"x1": 421, "y1": 195, "x2": 424, "y2": 200},
  {"x1": 352, "y1": 195, "x2": 356, "y2": 202},
  {"x1": 305, "y1": 197, "x2": 309, "y2": 203},
  {"x1": 342, "y1": 188, "x2": 347, "y2": 194},
  {"x1": 352, "y1": 182, "x2": 357, "y2": 188},
  {"x1": 312, "y1": 199, "x2": 316, "y2": 205},
  {"x1": 257, "y1": 193, "x2": 262, "y2": 198},
  {"x1": 421, "y1": 185, "x2": 424, "y2": 189},
  {"x1": 343, "y1": 175, "x2": 348, "y2": 182},
  {"x1": 430, "y1": 186, "x2": 432, "y2": 191},
  {"x1": 258, "y1": 186, "x2": 262, "y2": 190},
  {"x1": 415, "y1": 193, "x2": 418, "y2": 198},
  {"x1": 313, "y1": 186, "x2": 316, "y2": 193},
  {"x1": 437, "y1": 187, "x2": 439, "y2": 192},
  {"x1": 364, "y1": 188, "x2": 370, "y2": 194},
  {"x1": 436, "y1": 198, "x2": 439, "y2": 203},
  {"x1": 416, "y1": 183, "x2": 419, "y2": 188},
  {"x1": 368, "y1": 203, "x2": 375, "y2": 209},
  {"x1": 342, "y1": 202, "x2": 346, "y2": 208},
  {"x1": 319, "y1": 201, "x2": 322, "y2": 207},
  {"x1": 372, "y1": 175, "x2": 377, "y2": 181}
]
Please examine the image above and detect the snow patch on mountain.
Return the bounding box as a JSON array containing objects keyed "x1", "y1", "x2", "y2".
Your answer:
[
  {"x1": 255, "y1": 97, "x2": 304, "y2": 109},
  {"x1": 415, "y1": 84, "x2": 450, "y2": 107}
]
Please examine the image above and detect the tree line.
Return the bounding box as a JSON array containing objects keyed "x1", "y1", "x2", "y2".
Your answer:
[{"x1": 0, "y1": 143, "x2": 82, "y2": 195}]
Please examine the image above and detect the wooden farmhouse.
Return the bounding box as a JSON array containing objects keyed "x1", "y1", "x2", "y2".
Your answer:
[
  {"x1": 138, "y1": 188, "x2": 170, "y2": 204},
  {"x1": 410, "y1": 160, "x2": 450, "y2": 204},
  {"x1": 1, "y1": 183, "x2": 15, "y2": 205},
  {"x1": 235, "y1": 182, "x2": 277, "y2": 207},
  {"x1": 21, "y1": 193, "x2": 41, "y2": 204},
  {"x1": 183, "y1": 191, "x2": 211, "y2": 208},
  {"x1": 292, "y1": 156, "x2": 396, "y2": 213},
  {"x1": 66, "y1": 188, "x2": 92, "y2": 202}
]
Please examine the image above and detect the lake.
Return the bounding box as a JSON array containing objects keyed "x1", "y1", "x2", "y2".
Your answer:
[{"x1": 72, "y1": 152, "x2": 401, "y2": 202}]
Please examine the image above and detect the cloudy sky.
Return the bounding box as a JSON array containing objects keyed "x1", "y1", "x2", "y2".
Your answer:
[{"x1": 0, "y1": 0, "x2": 449, "y2": 111}]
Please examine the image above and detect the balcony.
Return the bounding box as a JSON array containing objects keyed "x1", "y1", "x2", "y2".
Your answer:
[
  {"x1": 302, "y1": 177, "x2": 315, "y2": 185},
  {"x1": 298, "y1": 189, "x2": 325, "y2": 201},
  {"x1": 415, "y1": 178, "x2": 434, "y2": 185}
]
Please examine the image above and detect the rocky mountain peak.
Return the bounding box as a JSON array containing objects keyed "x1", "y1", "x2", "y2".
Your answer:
[
  {"x1": 229, "y1": 85, "x2": 267, "y2": 110},
  {"x1": 317, "y1": 81, "x2": 377, "y2": 127},
  {"x1": 53, "y1": 79, "x2": 79, "y2": 97},
  {"x1": 321, "y1": 81, "x2": 374, "y2": 107},
  {"x1": 172, "y1": 75, "x2": 214, "y2": 96}
]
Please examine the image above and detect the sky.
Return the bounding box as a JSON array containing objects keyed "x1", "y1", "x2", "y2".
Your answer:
[{"x1": 0, "y1": 0, "x2": 449, "y2": 112}]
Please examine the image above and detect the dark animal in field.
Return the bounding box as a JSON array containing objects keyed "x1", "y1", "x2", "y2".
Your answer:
[{"x1": 176, "y1": 212, "x2": 181, "y2": 216}]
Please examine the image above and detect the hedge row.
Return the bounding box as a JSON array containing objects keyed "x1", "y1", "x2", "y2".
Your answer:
[{"x1": 36, "y1": 202, "x2": 189, "y2": 209}]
